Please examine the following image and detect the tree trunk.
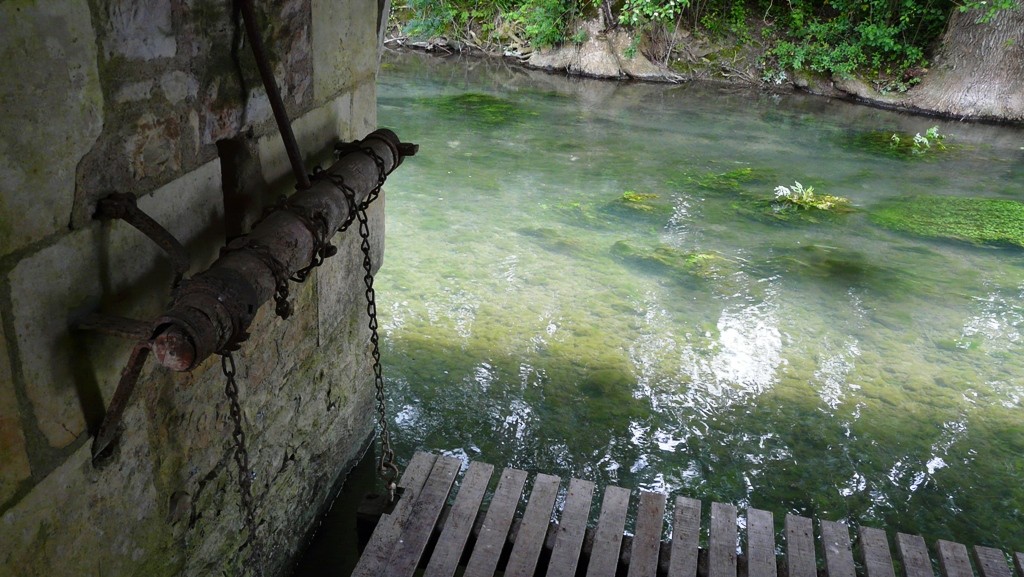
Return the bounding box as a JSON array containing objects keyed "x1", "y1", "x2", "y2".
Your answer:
[{"x1": 909, "y1": 3, "x2": 1024, "y2": 121}]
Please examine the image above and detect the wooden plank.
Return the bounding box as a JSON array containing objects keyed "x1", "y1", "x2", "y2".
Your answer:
[
  {"x1": 352, "y1": 451, "x2": 438, "y2": 577},
  {"x1": 423, "y1": 460, "x2": 495, "y2": 577},
  {"x1": 897, "y1": 533, "x2": 935, "y2": 577},
  {"x1": 668, "y1": 497, "x2": 701, "y2": 577},
  {"x1": 547, "y1": 478, "x2": 596, "y2": 577},
  {"x1": 628, "y1": 491, "x2": 668, "y2": 577},
  {"x1": 709, "y1": 502, "x2": 738, "y2": 577},
  {"x1": 390, "y1": 455, "x2": 463, "y2": 576},
  {"x1": 748, "y1": 508, "x2": 777, "y2": 577},
  {"x1": 462, "y1": 467, "x2": 529, "y2": 577},
  {"x1": 785, "y1": 514, "x2": 816, "y2": 577},
  {"x1": 1015, "y1": 553, "x2": 1024, "y2": 577},
  {"x1": 586, "y1": 486, "x2": 631, "y2": 577},
  {"x1": 975, "y1": 547, "x2": 1012, "y2": 577},
  {"x1": 937, "y1": 540, "x2": 973, "y2": 577},
  {"x1": 505, "y1": 473, "x2": 562, "y2": 577},
  {"x1": 861, "y1": 526, "x2": 896, "y2": 577},
  {"x1": 821, "y1": 520, "x2": 856, "y2": 577}
]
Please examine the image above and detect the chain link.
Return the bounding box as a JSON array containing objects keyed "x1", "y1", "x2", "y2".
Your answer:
[
  {"x1": 222, "y1": 352, "x2": 264, "y2": 577},
  {"x1": 336, "y1": 146, "x2": 399, "y2": 498}
]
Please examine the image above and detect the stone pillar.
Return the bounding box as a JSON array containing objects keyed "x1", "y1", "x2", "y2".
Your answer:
[{"x1": 0, "y1": 0, "x2": 384, "y2": 574}]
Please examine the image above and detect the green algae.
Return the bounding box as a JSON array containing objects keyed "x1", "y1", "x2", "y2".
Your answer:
[
  {"x1": 611, "y1": 241, "x2": 733, "y2": 280},
  {"x1": 418, "y1": 92, "x2": 529, "y2": 126},
  {"x1": 603, "y1": 190, "x2": 674, "y2": 219},
  {"x1": 689, "y1": 166, "x2": 776, "y2": 193},
  {"x1": 871, "y1": 196, "x2": 1024, "y2": 249}
]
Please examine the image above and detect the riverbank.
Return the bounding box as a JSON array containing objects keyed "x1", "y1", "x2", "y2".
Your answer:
[{"x1": 385, "y1": 13, "x2": 1024, "y2": 125}]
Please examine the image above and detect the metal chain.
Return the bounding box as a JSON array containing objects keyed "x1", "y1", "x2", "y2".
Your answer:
[
  {"x1": 333, "y1": 146, "x2": 399, "y2": 499},
  {"x1": 221, "y1": 352, "x2": 264, "y2": 577}
]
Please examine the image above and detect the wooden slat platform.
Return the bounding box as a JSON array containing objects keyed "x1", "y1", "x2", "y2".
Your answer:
[{"x1": 353, "y1": 452, "x2": 1024, "y2": 577}]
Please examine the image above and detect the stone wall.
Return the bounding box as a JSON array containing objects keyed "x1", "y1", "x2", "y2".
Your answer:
[{"x1": 0, "y1": 0, "x2": 385, "y2": 575}]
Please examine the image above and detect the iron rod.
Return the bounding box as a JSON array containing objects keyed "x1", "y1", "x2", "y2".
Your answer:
[{"x1": 238, "y1": 0, "x2": 311, "y2": 190}]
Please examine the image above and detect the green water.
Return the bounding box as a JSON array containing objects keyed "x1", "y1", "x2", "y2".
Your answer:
[{"x1": 373, "y1": 51, "x2": 1024, "y2": 550}]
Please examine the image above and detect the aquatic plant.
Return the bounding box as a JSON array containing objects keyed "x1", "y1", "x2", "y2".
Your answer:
[
  {"x1": 691, "y1": 166, "x2": 776, "y2": 193},
  {"x1": 847, "y1": 126, "x2": 953, "y2": 159},
  {"x1": 871, "y1": 196, "x2": 1024, "y2": 249},
  {"x1": 602, "y1": 191, "x2": 674, "y2": 223},
  {"x1": 890, "y1": 126, "x2": 946, "y2": 154},
  {"x1": 773, "y1": 181, "x2": 852, "y2": 212}
]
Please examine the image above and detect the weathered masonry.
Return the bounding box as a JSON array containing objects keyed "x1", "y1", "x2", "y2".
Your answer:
[{"x1": 0, "y1": 1, "x2": 391, "y2": 575}]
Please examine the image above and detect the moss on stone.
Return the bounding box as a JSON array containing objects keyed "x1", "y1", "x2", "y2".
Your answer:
[{"x1": 870, "y1": 196, "x2": 1024, "y2": 249}]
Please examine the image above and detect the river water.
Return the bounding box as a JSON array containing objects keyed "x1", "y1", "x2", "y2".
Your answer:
[{"x1": 368, "y1": 51, "x2": 1024, "y2": 551}]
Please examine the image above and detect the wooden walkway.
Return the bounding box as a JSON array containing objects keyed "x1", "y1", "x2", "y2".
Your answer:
[{"x1": 351, "y1": 452, "x2": 1024, "y2": 577}]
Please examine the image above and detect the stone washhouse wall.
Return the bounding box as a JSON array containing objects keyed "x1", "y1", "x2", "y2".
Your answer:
[{"x1": 0, "y1": 1, "x2": 386, "y2": 575}]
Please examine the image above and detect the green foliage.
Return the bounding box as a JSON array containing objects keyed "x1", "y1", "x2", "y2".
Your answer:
[
  {"x1": 400, "y1": 0, "x2": 576, "y2": 47},
  {"x1": 508, "y1": 0, "x2": 575, "y2": 47},
  {"x1": 871, "y1": 196, "x2": 1024, "y2": 249},
  {"x1": 619, "y1": 0, "x2": 690, "y2": 26},
  {"x1": 763, "y1": 0, "x2": 953, "y2": 78},
  {"x1": 958, "y1": 0, "x2": 1017, "y2": 23}
]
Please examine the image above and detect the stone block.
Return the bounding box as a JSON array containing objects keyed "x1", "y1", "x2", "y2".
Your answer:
[
  {"x1": 101, "y1": 0, "x2": 176, "y2": 60},
  {"x1": 312, "y1": 0, "x2": 379, "y2": 102},
  {"x1": 126, "y1": 113, "x2": 183, "y2": 180},
  {"x1": 159, "y1": 72, "x2": 198, "y2": 105},
  {"x1": 257, "y1": 92, "x2": 355, "y2": 187},
  {"x1": 114, "y1": 80, "x2": 155, "y2": 104},
  {"x1": 9, "y1": 161, "x2": 222, "y2": 449},
  {"x1": 0, "y1": 439, "x2": 170, "y2": 576},
  {"x1": 351, "y1": 80, "x2": 379, "y2": 139},
  {"x1": 0, "y1": 317, "x2": 31, "y2": 507},
  {"x1": 0, "y1": 0, "x2": 103, "y2": 258},
  {"x1": 318, "y1": 194, "x2": 385, "y2": 345}
]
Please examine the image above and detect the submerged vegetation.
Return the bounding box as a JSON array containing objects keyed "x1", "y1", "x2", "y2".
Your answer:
[
  {"x1": 846, "y1": 126, "x2": 953, "y2": 159},
  {"x1": 690, "y1": 166, "x2": 775, "y2": 193},
  {"x1": 418, "y1": 92, "x2": 529, "y2": 125},
  {"x1": 871, "y1": 196, "x2": 1024, "y2": 249},
  {"x1": 611, "y1": 240, "x2": 733, "y2": 280}
]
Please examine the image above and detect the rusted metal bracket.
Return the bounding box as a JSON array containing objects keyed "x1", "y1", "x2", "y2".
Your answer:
[
  {"x1": 95, "y1": 192, "x2": 191, "y2": 288},
  {"x1": 83, "y1": 129, "x2": 417, "y2": 460}
]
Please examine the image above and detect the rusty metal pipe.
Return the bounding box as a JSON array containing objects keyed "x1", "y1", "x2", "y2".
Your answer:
[{"x1": 150, "y1": 129, "x2": 416, "y2": 371}]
